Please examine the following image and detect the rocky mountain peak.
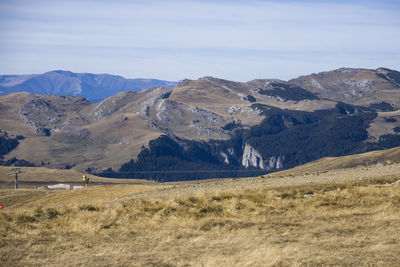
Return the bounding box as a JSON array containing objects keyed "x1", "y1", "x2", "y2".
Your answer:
[{"x1": 289, "y1": 67, "x2": 400, "y2": 106}]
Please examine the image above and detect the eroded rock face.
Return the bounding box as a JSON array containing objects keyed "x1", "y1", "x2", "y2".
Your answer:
[
  {"x1": 91, "y1": 91, "x2": 137, "y2": 120},
  {"x1": 188, "y1": 107, "x2": 223, "y2": 123},
  {"x1": 186, "y1": 107, "x2": 226, "y2": 138},
  {"x1": 156, "y1": 99, "x2": 184, "y2": 122},
  {"x1": 20, "y1": 98, "x2": 61, "y2": 135},
  {"x1": 228, "y1": 105, "x2": 262, "y2": 118},
  {"x1": 138, "y1": 87, "x2": 173, "y2": 116},
  {"x1": 333, "y1": 79, "x2": 376, "y2": 98},
  {"x1": 18, "y1": 96, "x2": 91, "y2": 137},
  {"x1": 220, "y1": 152, "x2": 230, "y2": 164},
  {"x1": 20, "y1": 98, "x2": 60, "y2": 125},
  {"x1": 241, "y1": 143, "x2": 284, "y2": 170}
]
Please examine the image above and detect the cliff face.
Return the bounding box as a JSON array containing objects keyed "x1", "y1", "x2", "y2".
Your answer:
[{"x1": 241, "y1": 143, "x2": 284, "y2": 171}]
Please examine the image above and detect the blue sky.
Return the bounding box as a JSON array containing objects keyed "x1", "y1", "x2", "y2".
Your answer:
[{"x1": 0, "y1": 0, "x2": 399, "y2": 81}]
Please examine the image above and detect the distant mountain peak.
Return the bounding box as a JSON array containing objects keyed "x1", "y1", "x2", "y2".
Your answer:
[
  {"x1": 0, "y1": 70, "x2": 177, "y2": 102},
  {"x1": 49, "y1": 70, "x2": 74, "y2": 74}
]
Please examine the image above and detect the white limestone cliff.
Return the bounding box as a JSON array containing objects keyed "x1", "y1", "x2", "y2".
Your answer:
[{"x1": 241, "y1": 143, "x2": 284, "y2": 170}]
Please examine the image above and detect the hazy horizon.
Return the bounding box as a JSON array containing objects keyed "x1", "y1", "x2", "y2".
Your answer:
[{"x1": 0, "y1": 0, "x2": 399, "y2": 81}]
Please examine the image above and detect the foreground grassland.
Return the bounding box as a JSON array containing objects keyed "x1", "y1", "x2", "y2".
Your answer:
[{"x1": 1, "y1": 174, "x2": 399, "y2": 266}]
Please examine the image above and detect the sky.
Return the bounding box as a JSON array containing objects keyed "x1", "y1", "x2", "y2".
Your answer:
[{"x1": 0, "y1": 0, "x2": 399, "y2": 81}]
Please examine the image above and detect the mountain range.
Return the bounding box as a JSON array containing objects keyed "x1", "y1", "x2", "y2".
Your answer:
[
  {"x1": 0, "y1": 70, "x2": 177, "y2": 102},
  {"x1": 0, "y1": 67, "x2": 399, "y2": 181}
]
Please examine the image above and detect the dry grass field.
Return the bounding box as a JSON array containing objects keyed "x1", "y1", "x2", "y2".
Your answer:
[
  {"x1": 1, "y1": 158, "x2": 400, "y2": 266},
  {"x1": 0, "y1": 166, "x2": 157, "y2": 189},
  {"x1": 280, "y1": 146, "x2": 400, "y2": 173}
]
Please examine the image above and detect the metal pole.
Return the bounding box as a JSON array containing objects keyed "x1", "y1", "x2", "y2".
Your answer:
[{"x1": 8, "y1": 168, "x2": 23, "y2": 190}]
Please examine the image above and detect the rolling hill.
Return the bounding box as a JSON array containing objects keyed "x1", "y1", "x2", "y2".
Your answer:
[{"x1": 0, "y1": 67, "x2": 399, "y2": 180}]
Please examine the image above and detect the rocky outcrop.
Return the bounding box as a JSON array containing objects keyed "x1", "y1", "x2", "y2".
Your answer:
[
  {"x1": 20, "y1": 98, "x2": 60, "y2": 125},
  {"x1": 228, "y1": 106, "x2": 241, "y2": 114},
  {"x1": 90, "y1": 91, "x2": 137, "y2": 120},
  {"x1": 333, "y1": 79, "x2": 376, "y2": 98},
  {"x1": 188, "y1": 107, "x2": 223, "y2": 123},
  {"x1": 20, "y1": 98, "x2": 61, "y2": 136},
  {"x1": 228, "y1": 106, "x2": 262, "y2": 117},
  {"x1": 241, "y1": 143, "x2": 284, "y2": 170},
  {"x1": 219, "y1": 148, "x2": 236, "y2": 165},
  {"x1": 288, "y1": 67, "x2": 400, "y2": 106},
  {"x1": 241, "y1": 143, "x2": 262, "y2": 168},
  {"x1": 220, "y1": 152, "x2": 230, "y2": 164},
  {"x1": 187, "y1": 107, "x2": 226, "y2": 138},
  {"x1": 156, "y1": 99, "x2": 184, "y2": 122},
  {"x1": 138, "y1": 87, "x2": 173, "y2": 116}
]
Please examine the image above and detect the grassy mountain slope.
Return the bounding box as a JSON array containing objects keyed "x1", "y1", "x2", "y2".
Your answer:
[
  {"x1": 290, "y1": 67, "x2": 400, "y2": 107},
  {"x1": 270, "y1": 146, "x2": 400, "y2": 175},
  {"x1": 0, "y1": 68, "x2": 399, "y2": 174},
  {"x1": 98, "y1": 102, "x2": 400, "y2": 181}
]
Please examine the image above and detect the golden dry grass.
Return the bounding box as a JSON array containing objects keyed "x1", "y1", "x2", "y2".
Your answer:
[
  {"x1": 0, "y1": 166, "x2": 157, "y2": 189},
  {"x1": 1, "y1": 175, "x2": 399, "y2": 266},
  {"x1": 273, "y1": 146, "x2": 400, "y2": 174},
  {"x1": 0, "y1": 184, "x2": 168, "y2": 212}
]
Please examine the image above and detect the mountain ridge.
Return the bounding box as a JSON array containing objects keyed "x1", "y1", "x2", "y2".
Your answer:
[
  {"x1": 0, "y1": 67, "x2": 399, "y2": 180},
  {"x1": 0, "y1": 70, "x2": 177, "y2": 102}
]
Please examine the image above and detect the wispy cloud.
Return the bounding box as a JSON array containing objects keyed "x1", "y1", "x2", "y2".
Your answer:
[{"x1": 0, "y1": 0, "x2": 399, "y2": 80}]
